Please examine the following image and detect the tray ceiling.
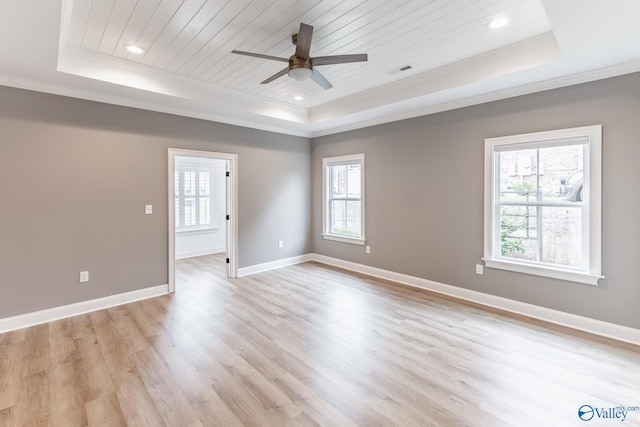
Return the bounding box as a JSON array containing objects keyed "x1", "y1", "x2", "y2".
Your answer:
[{"x1": 1, "y1": 1, "x2": 640, "y2": 136}]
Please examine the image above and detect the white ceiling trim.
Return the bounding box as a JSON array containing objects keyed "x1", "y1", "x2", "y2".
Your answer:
[{"x1": 5, "y1": 54, "x2": 640, "y2": 140}]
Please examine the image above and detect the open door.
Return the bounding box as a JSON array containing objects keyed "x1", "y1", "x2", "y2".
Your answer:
[{"x1": 168, "y1": 149, "x2": 238, "y2": 293}]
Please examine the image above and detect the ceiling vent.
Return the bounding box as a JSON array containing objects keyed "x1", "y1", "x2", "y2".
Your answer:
[{"x1": 386, "y1": 65, "x2": 413, "y2": 76}]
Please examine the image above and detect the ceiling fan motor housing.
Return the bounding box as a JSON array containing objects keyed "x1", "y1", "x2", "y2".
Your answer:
[{"x1": 288, "y1": 55, "x2": 313, "y2": 80}]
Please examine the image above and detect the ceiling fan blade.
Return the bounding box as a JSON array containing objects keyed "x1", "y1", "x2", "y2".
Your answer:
[
  {"x1": 295, "y1": 23, "x2": 314, "y2": 59},
  {"x1": 311, "y1": 68, "x2": 333, "y2": 90},
  {"x1": 312, "y1": 54, "x2": 368, "y2": 66},
  {"x1": 231, "y1": 50, "x2": 289, "y2": 63},
  {"x1": 261, "y1": 67, "x2": 289, "y2": 84}
]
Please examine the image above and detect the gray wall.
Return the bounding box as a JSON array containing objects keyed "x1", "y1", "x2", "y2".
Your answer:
[
  {"x1": 3, "y1": 72, "x2": 639, "y2": 330},
  {"x1": 0, "y1": 86, "x2": 311, "y2": 318},
  {"x1": 312, "y1": 72, "x2": 640, "y2": 330}
]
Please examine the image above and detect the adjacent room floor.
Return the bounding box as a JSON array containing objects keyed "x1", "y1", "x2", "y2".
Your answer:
[{"x1": 1, "y1": 254, "x2": 639, "y2": 426}]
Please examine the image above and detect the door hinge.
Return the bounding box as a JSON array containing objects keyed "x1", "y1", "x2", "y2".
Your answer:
[
  {"x1": 226, "y1": 171, "x2": 230, "y2": 177},
  {"x1": 226, "y1": 258, "x2": 230, "y2": 264},
  {"x1": 226, "y1": 214, "x2": 230, "y2": 220}
]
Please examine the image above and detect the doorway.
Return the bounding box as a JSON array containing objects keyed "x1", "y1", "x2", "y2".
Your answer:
[{"x1": 168, "y1": 149, "x2": 238, "y2": 292}]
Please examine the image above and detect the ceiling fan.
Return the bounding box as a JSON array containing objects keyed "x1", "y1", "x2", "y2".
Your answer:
[{"x1": 231, "y1": 23, "x2": 368, "y2": 90}]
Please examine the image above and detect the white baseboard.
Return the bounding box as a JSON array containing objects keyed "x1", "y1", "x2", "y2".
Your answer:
[
  {"x1": 176, "y1": 248, "x2": 225, "y2": 260},
  {"x1": 0, "y1": 284, "x2": 169, "y2": 334},
  {"x1": 237, "y1": 254, "x2": 313, "y2": 277},
  {"x1": 310, "y1": 254, "x2": 640, "y2": 346},
  {"x1": 5, "y1": 255, "x2": 637, "y2": 346}
]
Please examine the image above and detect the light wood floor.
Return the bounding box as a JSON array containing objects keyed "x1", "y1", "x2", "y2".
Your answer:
[{"x1": 1, "y1": 254, "x2": 639, "y2": 426}]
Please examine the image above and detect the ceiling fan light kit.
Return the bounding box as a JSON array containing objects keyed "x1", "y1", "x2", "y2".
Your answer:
[
  {"x1": 289, "y1": 67, "x2": 312, "y2": 81},
  {"x1": 231, "y1": 23, "x2": 368, "y2": 90},
  {"x1": 288, "y1": 56, "x2": 313, "y2": 81}
]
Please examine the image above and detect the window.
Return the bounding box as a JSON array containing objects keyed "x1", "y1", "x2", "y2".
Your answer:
[
  {"x1": 175, "y1": 164, "x2": 213, "y2": 232},
  {"x1": 483, "y1": 125, "x2": 603, "y2": 285},
  {"x1": 322, "y1": 154, "x2": 365, "y2": 245}
]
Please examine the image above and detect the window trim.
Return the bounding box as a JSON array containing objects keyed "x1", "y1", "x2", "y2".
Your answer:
[
  {"x1": 483, "y1": 125, "x2": 603, "y2": 285},
  {"x1": 322, "y1": 153, "x2": 366, "y2": 245}
]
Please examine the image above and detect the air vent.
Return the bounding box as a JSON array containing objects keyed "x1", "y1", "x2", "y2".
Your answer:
[{"x1": 386, "y1": 64, "x2": 413, "y2": 76}]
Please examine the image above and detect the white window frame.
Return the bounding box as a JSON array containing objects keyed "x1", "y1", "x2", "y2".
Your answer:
[
  {"x1": 175, "y1": 162, "x2": 215, "y2": 233},
  {"x1": 322, "y1": 154, "x2": 366, "y2": 245},
  {"x1": 483, "y1": 125, "x2": 603, "y2": 285}
]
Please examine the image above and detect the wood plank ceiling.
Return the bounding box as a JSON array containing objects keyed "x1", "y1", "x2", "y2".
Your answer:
[{"x1": 65, "y1": 0, "x2": 551, "y2": 107}]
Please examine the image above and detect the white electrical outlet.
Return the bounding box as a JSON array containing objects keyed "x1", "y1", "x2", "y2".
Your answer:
[
  {"x1": 145, "y1": 205, "x2": 153, "y2": 214},
  {"x1": 80, "y1": 271, "x2": 89, "y2": 283},
  {"x1": 278, "y1": 240, "x2": 284, "y2": 248},
  {"x1": 475, "y1": 264, "x2": 484, "y2": 275},
  {"x1": 365, "y1": 246, "x2": 371, "y2": 254}
]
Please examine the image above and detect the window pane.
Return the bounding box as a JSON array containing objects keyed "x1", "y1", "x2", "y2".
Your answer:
[
  {"x1": 499, "y1": 145, "x2": 585, "y2": 204},
  {"x1": 500, "y1": 205, "x2": 584, "y2": 269},
  {"x1": 500, "y1": 205, "x2": 538, "y2": 261},
  {"x1": 185, "y1": 198, "x2": 196, "y2": 226},
  {"x1": 542, "y1": 207, "x2": 583, "y2": 268},
  {"x1": 347, "y1": 164, "x2": 361, "y2": 198},
  {"x1": 175, "y1": 170, "x2": 180, "y2": 196},
  {"x1": 184, "y1": 171, "x2": 196, "y2": 196},
  {"x1": 345, "y1": 200, "x2": 361, "y2": 237},
  {"x1": 330, "y1": 165, "x2": 347, "y2": 197},
  {"x1": 330, "y1": 200, "x2": 347, "y2": 235},
  {"x1": 330, "y1": 200, "x2": 361, "y2": 238},
  {"x1": 539, "y1": 144, "x2": 584, "y2": 203},
  {"x1": 199, "y1": 171, "x2": 210, "y2": 196},
  {"x1": 498, "y1": 149, "x2": 537, "y2": 203},
  {"x1": 199, "y1": 198, "x2": 210, "y2": 225}
]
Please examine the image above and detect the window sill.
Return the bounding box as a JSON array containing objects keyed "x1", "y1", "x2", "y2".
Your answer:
[
  {"x1": 482, "y1": 258, "x2": 603, "y2": 286},
  {"x1": 322, "y1": 234, "x2": 366, "y2": 246}
]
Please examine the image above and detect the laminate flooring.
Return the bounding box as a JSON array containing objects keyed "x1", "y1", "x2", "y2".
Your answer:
[{"x1": 1, "y1": 254, "x2": 639, "y2": 426}]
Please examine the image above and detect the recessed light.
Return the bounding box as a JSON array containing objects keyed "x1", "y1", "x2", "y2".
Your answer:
[
  {"x1": 124, "y1": 44, "x2": 145, "y2": 54},
  {"x1": 293, "y1": 95, "x2": 304, "y2": 101},
  {"x1": 488, "y1": 17, "x2": 509, "y2": 29}
]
